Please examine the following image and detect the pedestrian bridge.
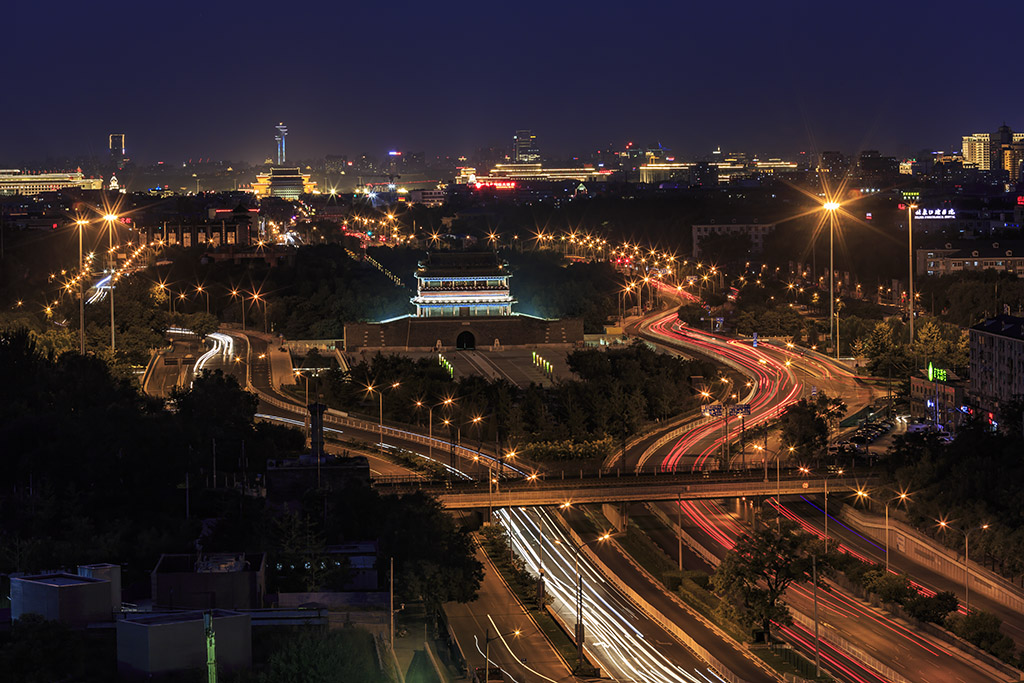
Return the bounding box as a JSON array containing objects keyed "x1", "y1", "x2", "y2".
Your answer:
[{"x1": 372, "y1": 469, "x2": 877, "y2": 509}]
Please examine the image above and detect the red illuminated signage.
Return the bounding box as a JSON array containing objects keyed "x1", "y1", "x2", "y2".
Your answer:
[
  {"x1": 1018, "y1": 196, "x2": 1024, "y2": 206},
  {"x1": 474, "y1": 181, "x2": 516, "y2": 190}
]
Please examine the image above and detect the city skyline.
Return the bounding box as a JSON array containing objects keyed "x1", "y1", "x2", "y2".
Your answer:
[{"x1": 5, "y1": 0, "x2": 1022, "y2": 165}]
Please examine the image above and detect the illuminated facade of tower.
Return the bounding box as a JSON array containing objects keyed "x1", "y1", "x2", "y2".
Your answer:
[
  {"x1": 513, "y1": 130, "x2": 540, "y2": 163},
  {"x1": 410, "y1": 252, "x2": 514, "y2": 318},
  {"x1": 274, "y1": 123, "x2": 288, "y2": 165},
  {"x1": 109, "y1": 133, "x2": 126, "y2": 170}
]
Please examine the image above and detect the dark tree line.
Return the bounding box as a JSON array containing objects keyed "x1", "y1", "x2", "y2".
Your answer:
[{"x1": 320, "y1": 342, "x2": 715, "y2": 457}]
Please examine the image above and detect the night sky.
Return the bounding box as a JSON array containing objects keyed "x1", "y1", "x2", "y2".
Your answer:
[{"x1": 5, "y1": 0, "x2": 1021, "y2": 165}]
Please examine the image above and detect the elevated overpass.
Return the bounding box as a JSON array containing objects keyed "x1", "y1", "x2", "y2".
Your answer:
[{"x1": 373, "y1": 469, "x2": 877, "y2": 509}]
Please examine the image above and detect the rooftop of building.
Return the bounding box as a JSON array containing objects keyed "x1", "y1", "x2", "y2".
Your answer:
[
  {"x1": 922, "y1": 240, "x2": 1024, "y2": 257},
  {"x1": 119, "y1": 609, "x2": 243, "y2": 627},
  {"x1": 971, "y1": 314, "x2": 1024, "y2": 340},
  {"x1": 417, "y1": 251, "x2": 508, "y2": 278},
  {"x1": 153, "y1": 552, "x2": 266, "y2": 575},
  {"x1": 16, "y1": 573, "x2": 106, "y2": 587}
]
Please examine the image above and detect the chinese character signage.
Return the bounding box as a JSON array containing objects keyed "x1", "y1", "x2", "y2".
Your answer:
[{"x1": 913, "y1": 207, "x2": 956, "y2": 220}]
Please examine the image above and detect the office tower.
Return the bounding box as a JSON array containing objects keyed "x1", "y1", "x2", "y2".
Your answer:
[
  {"x1": 513, "y1": 130, "x2": 540, "y2": 163},
  {"x1": 109, "y1": 133, "x2": 126, "y2": 169}
]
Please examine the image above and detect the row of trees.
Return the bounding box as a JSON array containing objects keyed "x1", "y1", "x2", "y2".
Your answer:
[
  {"x1": 318, "y1": 342, "x2": 716, "y2": 455},
  {"x1": 711, "y1": 521, "x2": 988, "y2": 654},
  {"x1": 0, "y1": 332, "x2": 483, "y2": 611}
]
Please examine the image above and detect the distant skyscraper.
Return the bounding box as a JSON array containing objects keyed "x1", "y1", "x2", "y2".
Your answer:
[
  {"x1": 274, "y1": 123, "x2": 288, "y2": 165},
  {"x1": 962, "y1": 133, "x2": 992, "y2": 170},
  {"x1": 109, "y1": 133, "x2": 126, "y2": 170},
  {"x1": 513, "y1": 130, "x2": 540, "y2": 163}
]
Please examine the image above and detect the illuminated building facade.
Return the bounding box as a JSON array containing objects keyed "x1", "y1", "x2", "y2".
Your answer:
[
  {"x1": 251, "y1": 167, "x2": 316, "y2": 199},
  {"x1": 0, "y1": 170, "x2": 103, "y2": 195},
  {"x1": 962, "y1": 133, "x2": 992, "y2": 170},
  {"x1": 411, "y1": 252, "x2": 514, "y2": 317},
  {"x1": 963, "y1": 126, "x2": 1024, "y2": 174},
  {"x1": 484, "y1": 163, "x2": 612, "y2": 183},
  {"x1": 513, "y1": 130, "x2": 540, "y2": 163},
  {"x1": 110, "y1": 133, "x2": 126, "y2": 169}
]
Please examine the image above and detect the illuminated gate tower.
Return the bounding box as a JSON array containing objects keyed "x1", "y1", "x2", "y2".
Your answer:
[{"x1": 411, "y1": 252, "x2": 515, "y2": 317}]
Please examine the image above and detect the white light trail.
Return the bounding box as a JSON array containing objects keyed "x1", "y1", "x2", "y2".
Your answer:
[{"x1": 497, "y1": 507, "x2": 727, "y2": 683}]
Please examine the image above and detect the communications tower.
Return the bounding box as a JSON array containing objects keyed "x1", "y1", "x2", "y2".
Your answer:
[{"x1": 274, "y1": 123, "x2": 288, "y2": 165}]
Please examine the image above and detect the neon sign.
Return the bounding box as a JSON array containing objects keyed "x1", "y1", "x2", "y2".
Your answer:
[
  {"x1": 914, "y1": 207, "x2": 956, "y2": 220},
  {"x1": 474, "y1": 181, "x2": 516, "y2": 190},
  {"x1": 927, "y1": 362, "x2": 947, "y2": 382}
]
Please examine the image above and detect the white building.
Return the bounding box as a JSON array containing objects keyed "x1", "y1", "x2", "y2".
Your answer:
[{"x1": 0, "y1": 169, "x2": 103, "y2": 195}]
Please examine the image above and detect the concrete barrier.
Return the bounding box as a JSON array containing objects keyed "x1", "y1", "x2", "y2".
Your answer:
[{"x1": 838, "y1": 504, "x2": 1024, "y2": 615}]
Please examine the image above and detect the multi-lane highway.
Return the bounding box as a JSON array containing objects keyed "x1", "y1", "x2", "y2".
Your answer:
[
  {"x1": 778, "y1": 496, "x2": 1024, "y2": 648},
  {"x1": 500, "y1": 506, "x2": 754, "y2": 683},
  {"x1": 660, "y1": 498, "x2": 1004, "y2": 682}
]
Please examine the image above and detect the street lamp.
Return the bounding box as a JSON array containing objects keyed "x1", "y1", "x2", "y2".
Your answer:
[
  {"x1": 229, "y1": 288, "x2": 245, "y2": 332},
  {"x1": 195, "y1": 284, "x2": 210, "y2": 314},
  {"x1": 295, "y1": 370, "x2": 312, "y2": 443},
  {"x1": 937, "y1": 520, "x2": 989, "y2": 611},
  {"x1": 800, "y1": 466, "x2": 844, "y2": 552},
  {"x1": 415, "y1": 396, "x2": 457, "y2": 478},
  {"x1": 855, "y1": 488, "x2": 910, "y2": 573},
  {"x1": 249, "y1": 291, "x2": 268, "y2": 334},
  {"x1": 365, "y1": 381, "x2": 400, "y2": 453},
  {"x1": 907, "y1": 203, "x2": 917, "y2": 344},
  {"x1": 553, "y1": 531, "x2": 612, "y2": 670},
  {"x1": 482, "y1": 626, "x2": 521, "y2": 680},
  {"x1": 823, "y1": 201, "x2": 840, "y2": 358},
  {"x1": 103, "y1": 213, "x2": 118, "y2": 352},
  {"x1": 74, "y1": 218, "x2": 89, "y2": 355}
]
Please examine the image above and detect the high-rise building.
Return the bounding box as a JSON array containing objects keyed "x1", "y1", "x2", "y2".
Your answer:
[
  {"x1": 513, "y1": 130, "x2": 540, "y2": 163},
  {"x1": 962, "y1": 133, "x2": 992, "y2": 170},
  {"x1": 109, "y1": 133, "x2": 126, "y2": 170}
]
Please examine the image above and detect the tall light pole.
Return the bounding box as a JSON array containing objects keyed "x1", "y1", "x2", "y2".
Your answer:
[
  {"x1": 295, "y1": 370, "x2": 311, "y2": 443},
  {"x1": 554, "y1": 531, "x2": 612, "y2": 671},
  {"x1": 938, "y1": 520, "x2": 989, "y2": 611},
  {"x1": 823, "y1": 202, "x2": 840, "y2": 357},
  {"x1": 75, "y1": 219, "x2": 88, "y2": 355},
  {"x1": 103, "y1": 213, "x2": 118, "y2": 352},
  {"x1": 856, "y1": 488, "x2": 910, "y2": 573},
  {"x1": 802, "y1": 466, "x2": 844, "y2": 552},
  {"x1": 196, "y1": 284, "x2": 209, "y2": 314},
  {"x1": 365, "y1": 381, "x2": 400, "y2": 454},
  {"x1": 907, "y1": 203, "x2": 917, "y2": 344},
  {"x1": 230, "y1": 289, "x2": 245, "y2": 331},
  {"x1": 415, "y1": 396, "x2": 454, "y2": 466},
  {"x1": 482, "y1": 626, "x2": 521, "y2": 678}
]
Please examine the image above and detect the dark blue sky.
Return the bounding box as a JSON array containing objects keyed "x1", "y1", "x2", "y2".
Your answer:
[{"x1": 4, "y1": 0, "x2": 1021, "y2": 165}]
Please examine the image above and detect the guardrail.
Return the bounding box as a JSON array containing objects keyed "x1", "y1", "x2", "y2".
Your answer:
[{"x1": 247, "y1": 376, "x2": 522, "y2": 478}]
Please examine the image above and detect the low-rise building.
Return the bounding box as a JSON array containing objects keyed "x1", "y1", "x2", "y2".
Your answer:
[
  {"x1": 910, "y1": 367, "x2": 966, "y2": 431},
  {"x1": 918, "y1": 241, "x2": 1024, "y2": 276},
  {"x1": 117, "y1": 610, "x2": 251, "y2": 678},
  {"x1": 151, "y1": 552, "x2": 266, "y2": 610},
  {"x1": 11, "y1": 573, "x2": 113, "y2": 625}
]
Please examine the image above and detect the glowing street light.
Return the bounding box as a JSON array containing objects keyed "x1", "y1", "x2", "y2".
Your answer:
[
  {"x1": 74, "y1": 218, "x2": 89, "y2": 355},
  {"x1": 937, "y1": 520, "x2": 988, "y2": 611},
  {"x1": 823, "y1": 201, "x2": 841, "y2": 358}
]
